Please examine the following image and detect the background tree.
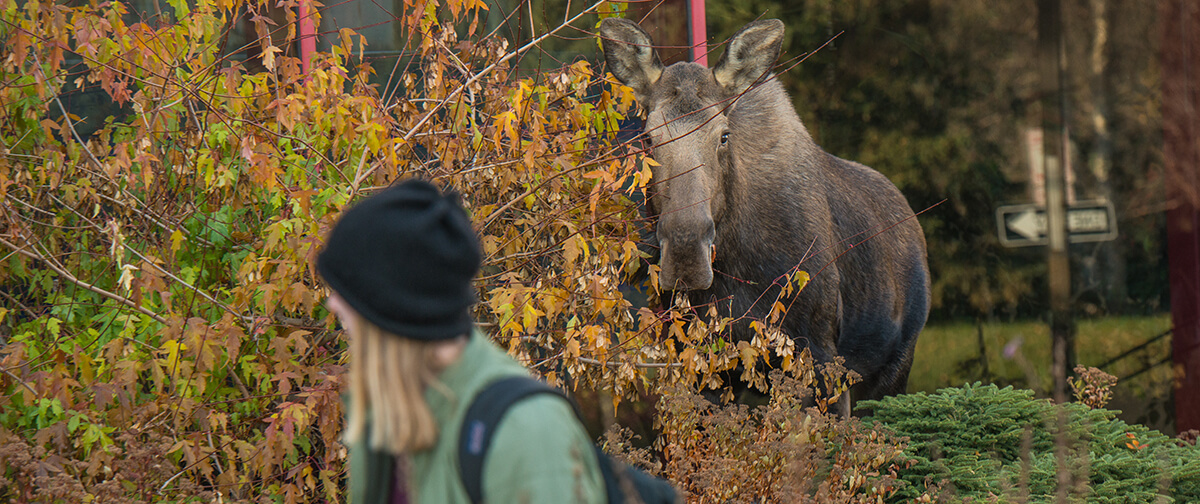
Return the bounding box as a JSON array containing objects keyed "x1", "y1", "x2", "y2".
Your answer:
[{"x1": 703, "y1": 0, "x2": 1165, "y2": 320}]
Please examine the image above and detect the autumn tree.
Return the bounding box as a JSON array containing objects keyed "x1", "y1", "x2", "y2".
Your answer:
[{"x1": 0, "y1": 0, "x2": 836, "y2": 500}]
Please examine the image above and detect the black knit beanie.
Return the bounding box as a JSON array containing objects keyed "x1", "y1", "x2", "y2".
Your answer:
[{"x1": 317, "y1": 179, "x2": 481, "y2": 341}]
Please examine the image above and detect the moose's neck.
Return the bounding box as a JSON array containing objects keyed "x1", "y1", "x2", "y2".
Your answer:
[
  {"x1": 717, "y1": 77, "x2": 823, "y2": 256},
  {"x1": 728, "y1": 77, "x2": 817, "y2": 157}
]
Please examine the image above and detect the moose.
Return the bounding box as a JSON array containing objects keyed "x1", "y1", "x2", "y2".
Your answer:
[{"x1": 600, "y1": 18, "x2": 931, "y2": 415}]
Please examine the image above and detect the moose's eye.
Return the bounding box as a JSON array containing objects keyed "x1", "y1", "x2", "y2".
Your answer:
[{"x1": 719, "y1": 131, "x2": 730, "y2": 146}]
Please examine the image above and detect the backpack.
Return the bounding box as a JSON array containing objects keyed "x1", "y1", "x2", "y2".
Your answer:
[{"x1": 458, "y1": 376, "x2": 680, "y2": 504}]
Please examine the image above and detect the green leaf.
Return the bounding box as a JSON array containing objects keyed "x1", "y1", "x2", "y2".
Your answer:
[{"x1": 166, "y1": 0, "x2": 189, "y2": 19}]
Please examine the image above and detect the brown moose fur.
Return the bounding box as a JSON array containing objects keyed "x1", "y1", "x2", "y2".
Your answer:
[{"x1": 601, "y1": 18, "x2": 931, "y2": 413}]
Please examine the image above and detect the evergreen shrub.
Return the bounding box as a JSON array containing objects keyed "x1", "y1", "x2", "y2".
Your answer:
[{"x1": 862, "y1": 383, "x2": 1200, "y2": 503}]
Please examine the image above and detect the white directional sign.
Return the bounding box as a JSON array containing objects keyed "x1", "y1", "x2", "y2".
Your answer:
[{"x1": 996, "y1": 200, "x2": 1118, "y2": 247}]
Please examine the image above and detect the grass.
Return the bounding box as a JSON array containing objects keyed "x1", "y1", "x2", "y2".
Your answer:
[{"x1": 908, "y1": 314, "x2": 1176, "y2": 430}]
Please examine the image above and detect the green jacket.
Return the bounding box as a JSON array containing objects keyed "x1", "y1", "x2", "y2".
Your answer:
[{"x1": 348, "y1": 332, "x2": 606, "y2": 504}]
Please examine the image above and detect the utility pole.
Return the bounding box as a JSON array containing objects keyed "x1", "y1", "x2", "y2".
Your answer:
[
  {"x1": 1038, "y1": 0, "x2": 1075, "y2": 406},
  {"x1": 1161, "y1": 0, "x2": 1200, "y2": 434}
]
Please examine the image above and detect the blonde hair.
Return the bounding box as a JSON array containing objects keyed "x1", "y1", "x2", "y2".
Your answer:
[{"x1": 343, "y1": 314, "x2": 454, "y2": 454}]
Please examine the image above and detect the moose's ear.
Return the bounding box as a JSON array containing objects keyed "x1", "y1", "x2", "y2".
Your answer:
[
  {"x1": 712, "y1": 19, "x2": 784, "y2": 95},
  {"x1": 600, "y1": 18, "x2": 663, "y2": 103}
]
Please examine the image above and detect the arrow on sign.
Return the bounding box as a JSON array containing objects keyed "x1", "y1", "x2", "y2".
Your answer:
[{"x1": 1008, "y1": 210, "x2": 1042, "y2": 240}]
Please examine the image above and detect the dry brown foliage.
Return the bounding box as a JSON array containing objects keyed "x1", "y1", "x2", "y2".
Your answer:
[{"x1": 606, "y1": 365, "x2": 936, "y2": 503}]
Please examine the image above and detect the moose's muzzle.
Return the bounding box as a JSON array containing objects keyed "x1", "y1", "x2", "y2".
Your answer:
[{"x1": 657, "y1": 216, "x2": 716, "y2": 291}]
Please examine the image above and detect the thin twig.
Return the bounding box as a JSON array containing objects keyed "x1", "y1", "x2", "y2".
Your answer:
[
  {"x1": 1, "y1": 367, "x2": 37, "y2": 396},
  {"x1": 577, "y1": 356, "x2": 681, "y2": 369},
  {"x1": 0, "y1": 235, "x2": 168, "y2": 324},
  {"x1": 31, "y1": 51, "x2": 106, "y2": 172},
  {"x1": 349, "y1": 147, "x2": 370, "y2": 193},
  {"x1": 33, "y1": 46, "x2": 214, "y2": 252},
  {"x1": 44, "y1": 193, "x2": 253, "y2": 325},
  {"x1": 398, "y1": 0, "x2": 608, "y2": 144}
]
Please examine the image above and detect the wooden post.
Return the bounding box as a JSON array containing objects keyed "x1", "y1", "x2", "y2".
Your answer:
[
  {"x1": 1160, "y1": 0, "x2": 1200, "y2": 434},
  {"x1": 1039, "y1": 0, "x2": 1074, "y2": 406},
  {"x1": 298, "y1": 0, "x2": 317, "y2": 74},
  {"x1": 687, "y1": 0, "x2": 707, "y2": 65}
]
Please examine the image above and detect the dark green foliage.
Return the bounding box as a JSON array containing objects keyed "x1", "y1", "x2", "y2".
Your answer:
[{"x1": 862, "y1": 383, "x2": 1200, "y2": 502}]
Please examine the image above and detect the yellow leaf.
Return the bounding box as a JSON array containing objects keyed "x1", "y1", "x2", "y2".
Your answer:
[
  {"x1": 648, "y1": 265, "x2": 661, "y2": 296},
  {"x1": 679, "y1": 347, "x2": 698, "y2": 368},
  {"x1": 621, "y1": 240, "x2": 639, "y2": 264},
  {"x1": 628, "y1": 164, "x2": 654, "y2": 194},
  {"x1": 738, "y1": 341, "x2": 758, "y2": 367},
  {"x1": 167, "y1": 439, "x2": 190, "y2": 455},
  {"x1": 780, "y1": 353, "x2": 794, "y2": 371},
  {"x1": 769, "y1": 301, "x2": 786, "y2": 323},
  {"x1": 170, "y1": 229, "x2": 185, "y2": 253},
  {"x1": 118, "y1": 263, "x2": 139, "y2": 292},
  {"x1": 589, "y1": 185, "x2": 601, "y2": 218},
  {"x1": 261, "y1": 44, "x2": 282, "y2": 71},
  {"x1": 78, "y1": 354, "x2": 94, "y2": 385},
  {"x1": 366, "y1": 130, "x2": 381, "y2": 154},
  {"x1": 792, "y1": 270, "x2": 810, "y2": 291},
  {"x1": 563, "y1": 236, "x2": 581, "y2": 266},
  {"x1": 163, "y1": 339, "x2": 188, "y2": 371},
  {"x1": 669, "y1": 320, "x2": 686, "y2": 341},
  {"x1": 582, "y1": 169, "x2": 609, "y2": 180},
  {"x1": 583, "y1": 325, "x2": 605, "y2": 349},
  {"x1": 520, "y1": 304, "x2": 543, "y2": 333}
]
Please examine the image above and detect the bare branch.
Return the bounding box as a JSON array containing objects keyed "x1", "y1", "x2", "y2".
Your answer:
[
  {"x1": 578, "y1": 356, "x2": 681, "y2": 369},
  {"x1": 398, "y1": 0, "x2": 609, "y2": 144},
  {"x1": 0, "y1": 367, "x2": 37, "y2": 397},
  {"x1": 31, "y1": 51, "x2": 106, "y2": 173},
  {"x1": 0, "y1": 235, "x2": 168, "y2": 324},
  {"x1": 43, "y1": 193, "x2": 254, "y2": 326}
]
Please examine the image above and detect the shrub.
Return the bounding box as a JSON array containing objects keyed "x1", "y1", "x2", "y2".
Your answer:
[
  {"x1": 862, "y1": 383, "x2": 1200, "y2": 503},
  {"x1": 0, "y1": 0, "x2": 808, "y2": 500},
  {"x1": 607, "y1": 365, "x2": 940, "y2": 503}
]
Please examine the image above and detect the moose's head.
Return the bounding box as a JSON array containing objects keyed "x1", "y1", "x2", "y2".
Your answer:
[{"x1": 600, "y1": 18, "x2": 785, "y2": 291}]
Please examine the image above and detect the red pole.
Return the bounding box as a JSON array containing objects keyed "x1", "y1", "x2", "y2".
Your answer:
[
  {"x1": 688, "y1": 0, "x2": 707, "y2": 65},
  {"x1": 298, "y1": 0, "x2": 317, "y2": 74},
  {"x1": 1161, "y1": 0, "x2": 1200, "y2": 434}
]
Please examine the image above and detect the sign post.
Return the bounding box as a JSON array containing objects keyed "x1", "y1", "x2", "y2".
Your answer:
[{"x1": 1038, "y1": 0, "x2": 1074, "y2": 408}]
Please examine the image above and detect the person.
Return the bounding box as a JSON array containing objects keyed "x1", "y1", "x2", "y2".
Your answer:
[{"x1": 317, "y1": 179, "x2": 606, "y2": 504}]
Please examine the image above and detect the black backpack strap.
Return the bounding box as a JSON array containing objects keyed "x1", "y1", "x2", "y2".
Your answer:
[
  {"x1": 594, "y1": 446, "x2": 629, "y2": 504},
  {"x1": 458, "y1": 376, "x2": 571, "y2": 504},
  {"x1": 457, "y1": 375, "x2": 680, "y2": 504}
]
